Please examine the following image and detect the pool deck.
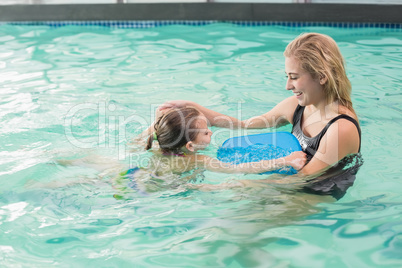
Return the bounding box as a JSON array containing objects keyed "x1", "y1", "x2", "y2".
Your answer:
[{"x1": 0, "y1": 3, "x2": 401, "y2": 23}]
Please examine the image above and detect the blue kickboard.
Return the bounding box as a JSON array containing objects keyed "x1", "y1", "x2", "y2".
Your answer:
[{"x1": 217, "y1": 132, "x2": 302, "y2": 175}]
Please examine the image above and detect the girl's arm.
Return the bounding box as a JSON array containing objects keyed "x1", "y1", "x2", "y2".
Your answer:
[
  {"x1": 129, "y1": 108, "x2": 164, "y2": 146},
  {"x1": 128, "y1": 124, "x2": 153, "y2": 148},
  {"x1": 159, "y1": 96, "x2": 299, "y2": 129},
  {"x1": 195, "y1": 151, "x2": 306, "y2": 174}
]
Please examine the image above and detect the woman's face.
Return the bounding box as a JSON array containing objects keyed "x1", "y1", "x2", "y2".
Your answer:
[
  {"x1": 285, "y1": 57, "x2": 325, "y2": 107},
  {"x1": 192, "y1": 116, "x2": 212, "y2": 150}
]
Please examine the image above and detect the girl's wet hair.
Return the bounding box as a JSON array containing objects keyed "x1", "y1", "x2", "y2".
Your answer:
[
  {"x1": 284, "y1": 33, "x2": 355, "y2": 115},
  {"x1": 145, "y1": 107, "x2": 202, "y2": 153}
]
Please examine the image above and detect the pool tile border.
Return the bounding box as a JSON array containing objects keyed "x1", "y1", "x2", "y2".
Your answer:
[{"x1": 1, "y1": 20, "x2": 402, "y2": 30}]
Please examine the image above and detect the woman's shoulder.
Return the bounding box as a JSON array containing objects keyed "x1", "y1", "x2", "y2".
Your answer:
[
  {"x1": 338, "y1": 105, "x2": 359, "y2": 122},
  {"x1": 270, "y1": 96, "x2": 299, "y2": 124},
  {"x1": 329, "y1": 104, "x2": 360, "y2": 139},
  {"x1": 281, "y1": 95, "x2": 299, "y2": 107},
  {"x1": 326, "y1": 112, "x2": 361, "y2": 155}
]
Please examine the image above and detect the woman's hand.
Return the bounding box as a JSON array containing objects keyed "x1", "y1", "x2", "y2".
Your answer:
[
  {"x1": 284, "y1": 151, "x2": 307, "y2": 171},
  {"x1": 159, "y1": 100, "x2": 241, "y2": 129},
  {"x1": 159, "y1": 100, "x2": 194, "y2": 111},
  {"x1": 155, "y1": 107, "x2": 166, "y2": 121}
]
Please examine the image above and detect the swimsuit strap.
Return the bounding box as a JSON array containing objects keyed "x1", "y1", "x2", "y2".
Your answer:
[
  {"x1": 318, "y1": 114, "x2": 361, "y2": 152},
  {"x1": 121, "y1": 167, "x2": 148, "y2": 196},
  {"x1": 292, "y1": 105, "x2": 361, "y2": 156}
]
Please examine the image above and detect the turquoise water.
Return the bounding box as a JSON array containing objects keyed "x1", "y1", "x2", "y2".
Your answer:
[{"x1": 0, "y1": 23, "x2": 401, "y2": 267}]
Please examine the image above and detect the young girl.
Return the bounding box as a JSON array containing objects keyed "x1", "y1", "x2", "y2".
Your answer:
[
  {"x1": 33, "y1": 107, "x2": 305, "y2": 198},
  {"x1": 140, "y1": 106, "x2": 306, "y2": 175}
]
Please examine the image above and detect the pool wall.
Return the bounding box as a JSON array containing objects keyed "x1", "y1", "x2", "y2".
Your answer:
[{"x1": 0, "y1": 3, "x2": 401, "y2": 24}]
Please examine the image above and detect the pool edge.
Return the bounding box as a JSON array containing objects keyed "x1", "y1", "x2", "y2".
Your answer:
[{"x1": 0, "y1": 3, "x2": 401, "y2": 24}]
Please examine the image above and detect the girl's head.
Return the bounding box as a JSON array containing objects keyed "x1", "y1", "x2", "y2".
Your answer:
[
  {"x1": 284, "y1": 33, "x2": 354, "y2": 113},
  {"x1": 145, "y1": 107, "x2": 212, "y2": 154}
]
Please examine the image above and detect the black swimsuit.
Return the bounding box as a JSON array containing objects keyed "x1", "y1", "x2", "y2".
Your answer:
[
  {"x1": 292, "y1": 105, "x2": 361, "y2": 160},
  {"x1": 291, "y1": 105, "x2": 363, "y2": 199}
]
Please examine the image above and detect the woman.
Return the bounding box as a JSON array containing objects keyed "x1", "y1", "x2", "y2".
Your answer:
[{"x1": 160, "y1": 33, "x2": 362, "y2": 199}]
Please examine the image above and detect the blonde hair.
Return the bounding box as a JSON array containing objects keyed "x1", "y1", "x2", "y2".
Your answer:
[
  {"x1": 146, "y1": 107, "x2": 201, "y2": 154},
  {"x1": 284, "y1": 33, "x2": 355, "y2": 115}
]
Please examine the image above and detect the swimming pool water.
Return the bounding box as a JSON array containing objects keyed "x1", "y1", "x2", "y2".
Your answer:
[{"x1": 0, "y1": 23, "x2": 401, "y2": 267}]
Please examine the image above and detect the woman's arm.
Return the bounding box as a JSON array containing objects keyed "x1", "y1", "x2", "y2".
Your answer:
[
  {"x1": 299, "y1": 118, "x2": 360, "y2": 175},
  {"x1": 195, "y1": 151, "x2": 306, "y2": 174},
  {"x1": 159, "y1": 100, "x2": 243, "y2": 128},
  {"x1": 242, "y1": 96, "x2": 299, "y2": 128},
  {"x1": 159, "y1": 96, "x2": 299, "y2": 129}
]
